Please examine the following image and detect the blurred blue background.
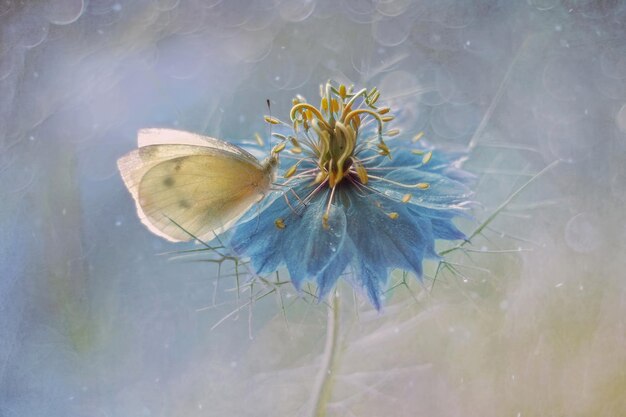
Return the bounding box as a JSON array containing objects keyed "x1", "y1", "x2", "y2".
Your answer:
[{"x1": 1, "y1": 1, "x2": 625, "y2": 416}]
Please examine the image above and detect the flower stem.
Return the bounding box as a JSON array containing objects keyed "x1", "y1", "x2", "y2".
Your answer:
[{"x1": 307, "y1": 292, "x2": 340, "y2": 417}]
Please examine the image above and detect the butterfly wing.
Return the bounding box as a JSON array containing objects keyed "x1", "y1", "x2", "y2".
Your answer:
[
  {"x1": 137, "y1": 128, "x2": 261, "y2": 162},
  {"x1": 118, "y1": 138, "x2": 272, "y2": 242}
]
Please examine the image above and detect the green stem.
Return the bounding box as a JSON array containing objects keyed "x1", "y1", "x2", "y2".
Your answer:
[{"x1": 307, "y1": 292, "x2": 340, "y2": 417}]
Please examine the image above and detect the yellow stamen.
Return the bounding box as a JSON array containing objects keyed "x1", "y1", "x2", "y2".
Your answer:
[
  {"x1": 369, "y1": 90, "x2": 380, "y2": 105},
  {"x1": 272, "y1": 142, "x2": 286, "y2": 153},
  {"x1": 264, "y1": 116, "x2": 280, "y2": 125},
  {"x1": 322, "y1": 184, "x2": 337, "y2": 230},
  {"x1": 290, "y1": 103, "x2": 329, "y2": 129},
  {"x1": 322, "y1": 213, "x2": 329, "y2": 230},
  {"x1": 339, "y1": 84, "x2": 346, "y2": 98},
  {"x1": 413, "y1": 131, "x2": 424, "y2": 142},
  {"x1": 386, "y1": 129, "x2": 400, "y2": 137},
  {"x1": 354, "y1": 160, "x2": 369, "y2": 184},
  {"x1": 368, "y1": 175, "x2": 432, "y2": 189},
  {"x1": 388, "y1": 212, "x2": 399, "y2": 220},
  {"x1": 314, "y1": 171, "x2": 327, "y2": 184},
  {"x1": 284, "y1": 164, "x2": 298, "y2": 178},
  {"x1": 377, "y1": 142, "x2": 391, "y2": 157},
  {"x1": 382, "y1": 115, "x2": 394, "y2": 122},
  {"x1": 422, "y1": 151, "x2": 433, "y2": 164},
  {"x1": 321, "y1": 97, "x2": 328, "y2": 112},
  {"x1": 274, "y1": 218, "x2": 286, "y2": 229},
  {"x1": 272, "y1": 133, "x2": 287, "y2": 141},
  {"x1": 402, "y1": 193, "x2": 412, "y2": 203},
  {"x1": 378, "y1": 107, "x2": 390, "y2": 115},
  {"x1": 331, "y1": 98, "x2": 339, "y2": 113},
  {"x1": 290, "y1": 146, "x2": 302, "y2": 154}
]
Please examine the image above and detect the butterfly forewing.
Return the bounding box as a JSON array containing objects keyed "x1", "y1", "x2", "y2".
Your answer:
[{"x1": 118, "y1": 137, "x2": 273, "y2": 242}]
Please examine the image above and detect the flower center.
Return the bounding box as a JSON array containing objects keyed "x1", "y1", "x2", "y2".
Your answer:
[
  {"x1": 288, "y1": 82, "x2": 394, "y2": 187},
  {"x1": 265, "y1": 81, "x2": 433, "y2": 229}
]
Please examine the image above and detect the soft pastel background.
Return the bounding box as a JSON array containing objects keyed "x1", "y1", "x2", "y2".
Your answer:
[{"x1": 1, "y1": 1, "x2": 625, "y2": 416}]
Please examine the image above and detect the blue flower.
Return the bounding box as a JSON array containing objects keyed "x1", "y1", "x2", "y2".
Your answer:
[{"x1": 230, "y1": 82, "x2": 472, "y2": 309}]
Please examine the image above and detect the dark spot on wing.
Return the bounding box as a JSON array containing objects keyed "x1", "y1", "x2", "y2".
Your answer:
[
  {"x1": 174, "y1": 161, "x2": 182, "y2": 171},
  {"x1": 179, "y1": 199, "x2": 191, "y2": 208},
  {"x1": 163, "y1": 177, "x2": 175, "y2": 187}
]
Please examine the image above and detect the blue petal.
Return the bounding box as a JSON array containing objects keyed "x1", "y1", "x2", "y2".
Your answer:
[
  {"x1": 231, "y1": 182, "x2": 346, "y2": 289},
  {"x1": 431, "y1": 218, "x2": 466, "y2": 240},
  {"x1": 230, "y1": 193, "x2": 288, "y2": 275},
  {"x1": 377, "y1": 168, "x2": 472, "y2": 210},
  {"x1": 315, "y1": 239, "x2": 352, "y2": 300},
  {"x1": 342, "y1": 188, "x2": 434, "y2": 283},
  {"x1": 283, "y1": 200, "x2": 346, "y2": 289},
  {"x1": 352, "y1": 256, "x2": 386, "y2": 310}
]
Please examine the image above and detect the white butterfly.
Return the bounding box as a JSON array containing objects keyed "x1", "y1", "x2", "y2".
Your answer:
[{"x1": 117, "y1": 128, "x2": 278, "y2": 242}]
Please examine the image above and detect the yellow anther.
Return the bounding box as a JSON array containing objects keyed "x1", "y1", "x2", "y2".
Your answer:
[
  {"x1": 254, "y1": 133, "x2": 264, "y2": 146},
  {"x1": 386, "y1": 129, "x2": 400, "y2": 137},
  {"x1": 402, "y1": 193, "x2": 412, "y2": 203},
  {"x1": 274, "y1": 218, "x2": 286, "y2": 229},
  {"x1": 331, "y1": 98, "x2": 339, "y2": 113},
  {"x1": 306, "y1": 109, "x2": 313, "y2": 121},
  {"x1": 314, "y1": 171, "x2": 326, "y2": 184},
  {"x1": 367, "y1": 87, "x2": 380, "y2": 105},
  {"x1": 378, "y1": 107, "x2": 390, "y2": 115},
  {"x1": 411, "y1": 149, "x2": 425, "y2": 155},
  {"x1": 377, "y1": 142, "x2": 391, "y2": 156},
  {"x1": 292, "y1": 98, "x2": 300, "y2": 106},
  {"x1": 416, "y1": 182, "x2": 430, "y2": 189},
  {"x1": 413, "y1": 131, "x2": 424, "y2": 142},
  {"x1": 422, "y1": 151, "x2": 433, "y2": 164},
  {"x1": 284, "y1": 164, "x2": 298, "y2": 178},
  {"x1": 382, "y1": 115, "x2": 395, "y2": 122},
  {"x1": 388, "y1": 212, "x2": 399, "y2": 220},
  {"x1": 290, "y1": 146, "x2": 302, "y2": 154},
  {"x1": 272, "y1": 142, "x2": 286, "y2": 153},
  {"x1": 272, "y1": 133, "x2": 287, "y2": 141},
  {"x1": 264, "y1": 116, "x2": 280, "y2": 125},
  {"x1": 321, "y1": 97, "x2": 328, "y2": 112},
  {"x1": 369, "y1": 90, "x2": 380, "y2": 105},
  {"x1": 339, "y1": 84, "x2": 346, "y2": 98},
  {"x1": 322, "y1": 213, "x2": 329, "y2": 230},
  {"x1": 355, "y1": 163, "x2": 369, "y2": 184}
]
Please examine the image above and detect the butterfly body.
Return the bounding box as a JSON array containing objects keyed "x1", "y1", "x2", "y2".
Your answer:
[{"x1": 118, "y1": 129, "x2": 277, "y2": 242}]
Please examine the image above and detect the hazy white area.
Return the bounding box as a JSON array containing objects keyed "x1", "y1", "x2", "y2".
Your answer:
[{"x1": 1, "y1": 1, "x2": 625, "y2": 416}]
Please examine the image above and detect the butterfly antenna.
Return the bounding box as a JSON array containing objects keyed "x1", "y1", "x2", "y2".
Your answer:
[{"x1": 267, "y1": 98, "x2": 272, "y2": 155}]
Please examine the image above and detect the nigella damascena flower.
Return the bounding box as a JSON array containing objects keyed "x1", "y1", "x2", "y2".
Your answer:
[{"x1": 230, "y1": 82, "x2": 473, "y2": 309}]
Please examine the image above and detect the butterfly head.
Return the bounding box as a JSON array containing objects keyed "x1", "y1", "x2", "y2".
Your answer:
[{"x1": 262, "y1": 143, "x2": 283, "y2": 179}]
